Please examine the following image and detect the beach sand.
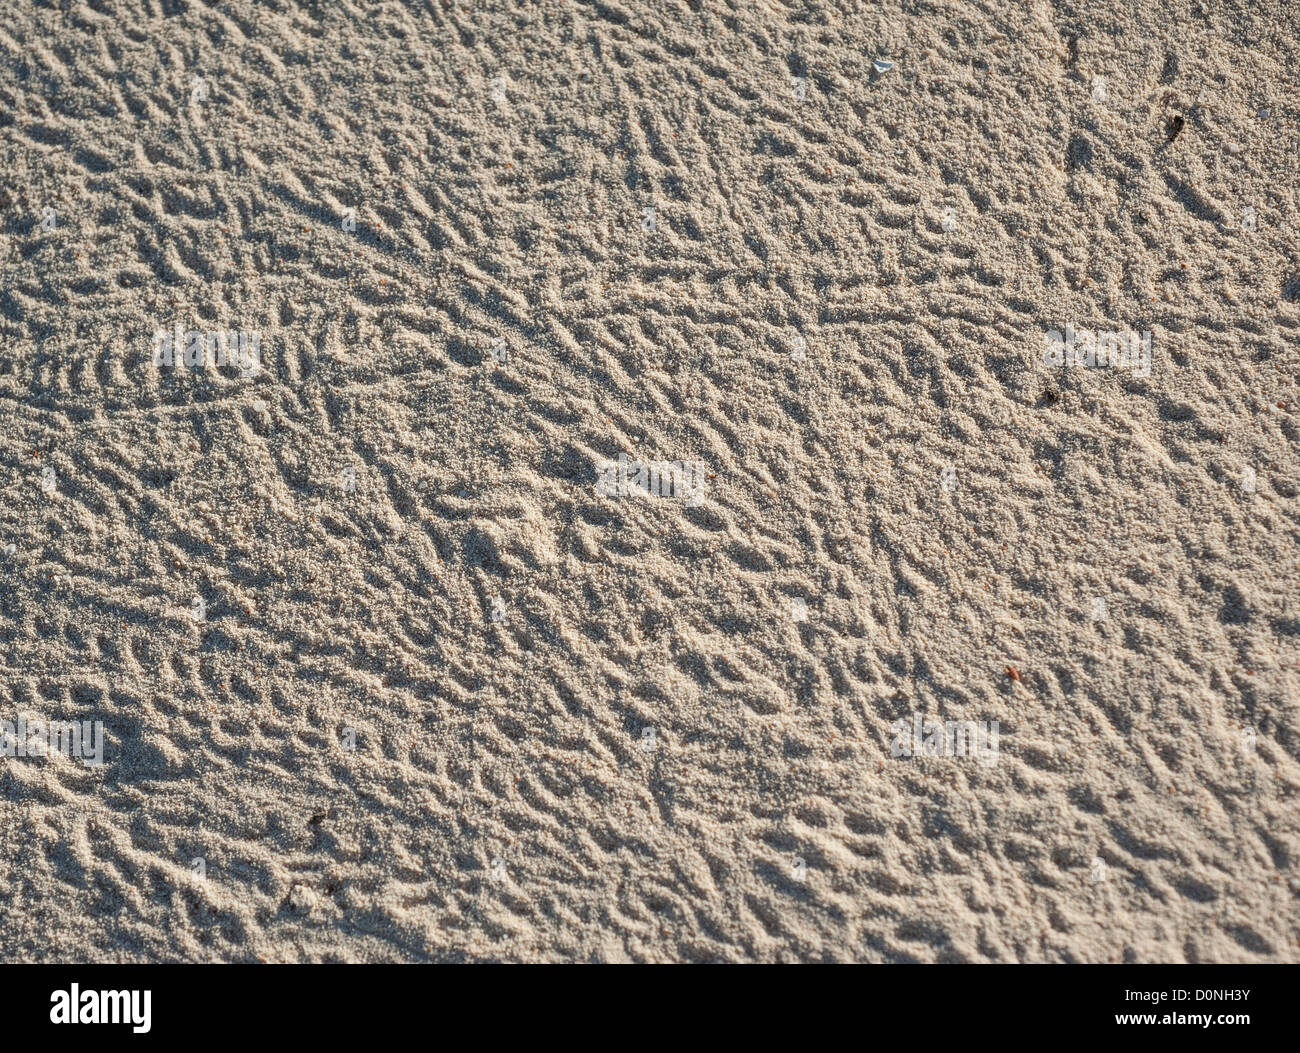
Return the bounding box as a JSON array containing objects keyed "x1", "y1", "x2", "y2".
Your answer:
[{"x1": 0, "y1": 0, "x2": 1297, "y2": 962}]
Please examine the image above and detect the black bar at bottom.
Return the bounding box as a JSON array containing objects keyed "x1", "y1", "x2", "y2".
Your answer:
[{"x1": 0, "y1": 963, "x2": 1292, "y2": 1040}]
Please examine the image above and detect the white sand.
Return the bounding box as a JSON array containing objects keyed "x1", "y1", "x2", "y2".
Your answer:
[{"x1": 0, "y1": 0, "x2": 1297, "y2": 962}]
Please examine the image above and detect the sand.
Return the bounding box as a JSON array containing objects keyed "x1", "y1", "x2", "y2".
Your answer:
[{"x1": 0, "y1": 0, "x2": 1297, "y2": 963}]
